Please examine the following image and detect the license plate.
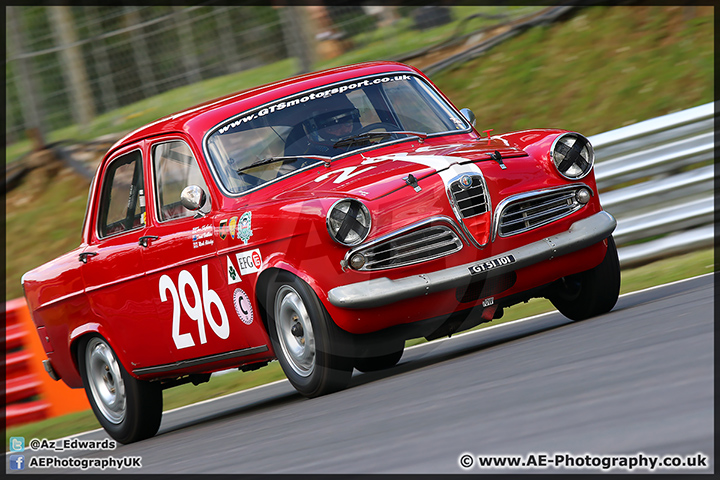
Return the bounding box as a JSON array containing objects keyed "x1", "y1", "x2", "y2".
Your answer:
[{"x1": 468, "y1": 254, "x2": 516, "y2": 275}]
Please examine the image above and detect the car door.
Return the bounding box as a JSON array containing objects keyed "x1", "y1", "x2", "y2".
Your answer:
[
  {"x1": 140, "y1": 136, "x2": 255, "y2": 368},
  {"x1": 81, "y1": 145, "x2": 175, "y2": 370}
]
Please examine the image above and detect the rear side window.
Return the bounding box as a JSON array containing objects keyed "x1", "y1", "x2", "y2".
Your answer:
[
  {"x1": 152, "y1": 140, "x2": 211, "y2": 222},
  {"x1": 97, "y1": 150, "x2": 145, "y2": 238}
]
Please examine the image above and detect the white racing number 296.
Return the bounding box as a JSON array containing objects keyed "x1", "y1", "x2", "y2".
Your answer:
[{"x1": 159, "y1": 264, "x2": 230, "y2": 349}]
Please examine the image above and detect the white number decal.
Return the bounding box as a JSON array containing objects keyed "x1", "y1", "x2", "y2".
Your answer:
[
  {"x1": 159, "y1": 265, "x2": 229, "y2": 349},
  {"x1": 202, "y1": 265, "x2": 230, "y2": 340}
]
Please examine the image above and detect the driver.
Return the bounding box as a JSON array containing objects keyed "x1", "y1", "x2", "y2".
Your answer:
[{"x1": 301, "y1": 96, "x2": 361, "y2": 154}]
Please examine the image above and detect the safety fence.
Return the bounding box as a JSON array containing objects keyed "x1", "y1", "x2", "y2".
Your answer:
[
  {"x1": 591, "y1": 102, "x2": 715, "y2": 268},
  {"x1": 6, "y1": 5, "x2": 541, "y2": 145}
]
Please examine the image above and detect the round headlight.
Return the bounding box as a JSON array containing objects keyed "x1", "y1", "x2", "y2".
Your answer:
[
  {"x1": 550, "y1": 133, "x2": 594, "y2": 180},
  {"x1": 326, "y1": 199, "x2": 371, "y2": 246}
]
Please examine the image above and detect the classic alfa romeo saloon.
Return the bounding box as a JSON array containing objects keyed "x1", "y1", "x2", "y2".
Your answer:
[{"x1": 23, "y1": 61, "x2": 620, "y2": 443}]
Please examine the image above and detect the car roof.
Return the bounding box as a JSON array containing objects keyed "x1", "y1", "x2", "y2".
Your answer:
[{"x1": 107, "y1": 61, "x2": 419, "y2": 156}]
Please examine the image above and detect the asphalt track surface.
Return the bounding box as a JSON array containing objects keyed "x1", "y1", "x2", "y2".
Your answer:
[{"x1": 10, "y1": 274, "x2": 714, "y2": 475}]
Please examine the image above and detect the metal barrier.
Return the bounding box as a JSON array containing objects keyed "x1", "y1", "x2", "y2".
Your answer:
[{"x1": 591, "y1": 102, "x2": 715, "y2": 268}]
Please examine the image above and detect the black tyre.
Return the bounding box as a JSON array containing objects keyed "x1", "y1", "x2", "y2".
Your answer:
[
  {"x1": 78, "y1": 336, "x2": 162, "y2": 444},
  {"x1": 354, "y1": 347, "x2": 404, "y2": 373},
  {"x1": 550, "y1": 236, "x2": 621, "y2": 321},
  {"x1": 266, "y1": 273, "x2": 353, "y2": 398}
]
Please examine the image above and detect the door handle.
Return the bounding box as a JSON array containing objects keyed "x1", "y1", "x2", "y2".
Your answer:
[
  {"x1": 139, "y1": 235, "x2": 160, "y2": 248},
  {"x1": 79, "y1": 252, "x2": 98, "y2": 263}
]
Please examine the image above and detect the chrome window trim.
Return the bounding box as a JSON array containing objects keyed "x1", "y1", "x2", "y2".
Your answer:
[
  {"x1": 343, "y1": 216, "x2": 466, "y2": 271},
  {"x1": 491, "y1": 183, "x2": 593, "y2": 241},
  {"x1": 445, "y1": 171, "x2": 492, "y2": 248},
  {"x1": 201, "y1": 71, "x2": 473, "y2": 198},
  {"x1": 95, "y1": 147, "x2": 145, "y2": 240}
]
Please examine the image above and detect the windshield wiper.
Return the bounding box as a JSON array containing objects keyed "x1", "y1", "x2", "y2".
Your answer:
[
  {"x1": 236, "y1": 155, "x2": 331, "y2": 175},
  {"x1": 333, "y1": 131, "x2": 428, "y2": 149}
]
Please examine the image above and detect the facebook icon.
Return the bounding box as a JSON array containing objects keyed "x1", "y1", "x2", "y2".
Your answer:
[{"x1": 9, "y1": 454, "x2": 25, "y2": 470}]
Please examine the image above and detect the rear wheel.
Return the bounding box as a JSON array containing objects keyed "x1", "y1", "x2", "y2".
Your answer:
[
  {"x1": 267, "y1": 273, "x2": 352, "y2": 398},
  {"x1": 79, "y1": 336, "x2": 162, "y2": 444},
  {"x1": 550, "y1": 236, "x2": 621, "y2": 321}
]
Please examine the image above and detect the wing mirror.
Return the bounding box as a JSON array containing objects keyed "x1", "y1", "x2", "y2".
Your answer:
[
  {"x1": 180, "y1": 185, "x2": 207, "y2": 211},
  {"x1": 460, "y1": 108, "x2": 476, "y2": 127}
]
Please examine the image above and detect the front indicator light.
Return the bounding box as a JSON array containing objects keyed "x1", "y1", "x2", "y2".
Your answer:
[
  {"x1": 576, "y1": 188, "x2": 591, "y2": 204},
  {"x1": 349, "y1": 253, "x2": 366, "y2": 270}
]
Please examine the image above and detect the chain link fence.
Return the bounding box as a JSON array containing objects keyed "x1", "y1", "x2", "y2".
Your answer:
[{"x1": 6, "y1": 5, "x2": 539, "y2": 147}]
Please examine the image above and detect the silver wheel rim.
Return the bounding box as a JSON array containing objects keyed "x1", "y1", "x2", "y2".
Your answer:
[
  {"x1": 85, "y1": 337, "x2": 126, "y2": 424},
  {"x1": 274, "y1": 285, "x2": 315, "y2": 377}
]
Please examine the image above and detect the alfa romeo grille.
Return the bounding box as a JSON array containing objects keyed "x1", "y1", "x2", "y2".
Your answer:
[
  {"x1": 498, "y1": 188, "x2": 585, "y2": 237},
  {"x1": 351, "y1": 224, "x2": 462, "y2": 271},
  {"x1": 450, "y1": 176, "x2": 488, "y2": 218}
]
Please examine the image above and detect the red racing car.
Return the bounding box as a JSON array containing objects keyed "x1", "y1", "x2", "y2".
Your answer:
[{"x1": 22, "y1": 61, "x2": 620, "y2": 443}]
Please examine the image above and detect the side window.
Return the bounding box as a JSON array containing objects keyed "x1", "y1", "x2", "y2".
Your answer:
[
  {"x1": 98, "y1": 150, "x2": 145, "y2": 238},
  {"x1": 153, "y1": 140, "x2": 211, "y2": 222}
]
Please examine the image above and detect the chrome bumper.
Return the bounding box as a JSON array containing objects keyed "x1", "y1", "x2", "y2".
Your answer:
[{"x1": 327, "y1": 211, "x2": 616, "y2": 309}]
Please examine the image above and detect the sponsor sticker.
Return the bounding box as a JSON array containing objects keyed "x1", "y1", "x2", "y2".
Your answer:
[
  {"x1": 233, "y1": 288, "x2": 253, "y2": 325},
  {"x1": 227, "y1": 256, "x2": 241, "y2": 284},
  {"x1": 219, "y1": 219, "x2": 228, "y2": 240},
  {"x1": 228, "y1": 216, "x2": 238, "y2": 239},
  {"x1": 235, "y1": 249, "x2": 262, "y2": 275},
  {"x1": 238, "y1": 212, "x2": 253, "y2": 245}
]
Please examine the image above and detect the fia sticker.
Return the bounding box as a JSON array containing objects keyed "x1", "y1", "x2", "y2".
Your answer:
[
  {"x1": 228, "y1": 216, "x2": 238, "y2": 239},
  {"x1": 482, "y1": 297, "x2": 494, "y2": 307},
  {"x1": 235, "y1": 249, "x2": 262, "y2": 275},
  {"x1": 238, "y1": 212, "x2": 253, "y2": 245},
  {"x1": 227, "y1": 256, "x2": 241, "y2": 285},
  {"x1": 233, "y1": 288, "x2": 253, "y2": 325}
]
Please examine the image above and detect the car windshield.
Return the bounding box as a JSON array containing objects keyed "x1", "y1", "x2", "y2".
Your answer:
[{"x1": 205, "y1": 73, "x2": 471, "y2": 194}]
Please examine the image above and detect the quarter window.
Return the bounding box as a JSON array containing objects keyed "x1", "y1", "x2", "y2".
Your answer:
[
  {"x1": 98, "y1": 150, "x2": 145, "y2": 238},
  {"x1": 152, "y1": 140, "x2": 211, "y2": 222}
]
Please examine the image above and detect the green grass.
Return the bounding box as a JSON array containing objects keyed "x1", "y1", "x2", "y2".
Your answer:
[
  {"x1": 5, "y1": 247, "x2": 713, "y2": 446},
  {"x1": 431, "y1": 6, "x2": 714, "y2": 136}
]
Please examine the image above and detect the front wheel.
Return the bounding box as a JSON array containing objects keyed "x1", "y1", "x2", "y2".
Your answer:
[
  {"x1": 267, "y1": 273, "x2": 352, "y2": 398},
  {"x1": 78, "y1": 336, "x2": 162, "y2": 444},
  {"x1": 550, "y1": 236, "x2": 621, "y2": 321},
  {"x1": 354, "y1": 347, "x2": 404, "y2": 373}
]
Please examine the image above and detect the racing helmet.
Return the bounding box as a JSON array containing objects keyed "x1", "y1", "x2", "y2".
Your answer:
[{"x1": 304, "y1": 96, "x2": 360, "y2": 144}]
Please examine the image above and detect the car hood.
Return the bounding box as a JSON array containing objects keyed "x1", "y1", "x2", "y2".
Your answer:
[{"x1": 273, "y1": 138, "x2": 528, "y2": 201}]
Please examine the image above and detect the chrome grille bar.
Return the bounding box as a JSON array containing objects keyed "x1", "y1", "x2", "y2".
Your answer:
[
  {"x1": 495, "y1": 184, "x2": 590, "y2": 238},
  {"x1": 347, "y1": 220, "x2": 464, "y2": 271}
]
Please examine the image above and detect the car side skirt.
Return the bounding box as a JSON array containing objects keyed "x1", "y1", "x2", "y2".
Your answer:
[{"x1": 131, "y1": 345, "x2": 269, "y2": 376}]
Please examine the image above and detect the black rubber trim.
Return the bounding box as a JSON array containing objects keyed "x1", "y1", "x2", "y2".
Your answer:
[{"x1": 132, "y1": 345, "x2": 269, "y2": 375}]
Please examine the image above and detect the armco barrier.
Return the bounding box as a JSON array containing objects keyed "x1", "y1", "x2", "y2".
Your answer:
[
  {"x1": 4, "y1": 298, "x2": 90, "y2": 427},
  {"x1": 591, "y1": 102, "x2": 715, "y2": 268}
]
